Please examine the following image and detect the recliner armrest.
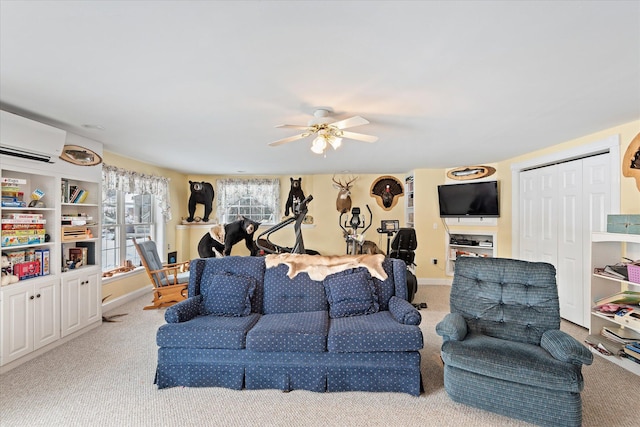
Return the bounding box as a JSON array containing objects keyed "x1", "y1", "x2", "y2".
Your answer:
[
  {"x1": 388, "y1": 296, "x2": 421, "y2": 325},
  {"x1": 436, "y1": 312, "x2": 468, "y2": 341},
  {"x1": 164, "y1": 295, "x2": 202, "y2": 323},
  {"x1": 541, "y1": 329, "x2": 593, "y2": 366}
]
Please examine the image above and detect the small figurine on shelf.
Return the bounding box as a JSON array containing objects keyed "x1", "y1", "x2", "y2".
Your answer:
[{"x1": 1, "y1": 255, "x2": 19, "y2": 286}]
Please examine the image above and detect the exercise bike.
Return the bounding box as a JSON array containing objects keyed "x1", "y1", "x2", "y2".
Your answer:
[
  {"x1": 256, "y1": 195, "x2": 316, "y2": 255},
  {"x1": 339, "y1": 205, "x2": 374, "y2": 255}
]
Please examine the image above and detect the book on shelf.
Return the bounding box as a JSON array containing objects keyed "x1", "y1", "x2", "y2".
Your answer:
[
  {"x1": 1, "y1": 177, "x2": 27, "y2": 185},
  {"x1": 72, "y1": 189, "x2": 88, "y2": 203},
  {"x1": 2, "y1": 213, "x2": 44, "y2": 220},
  {"x1": 67, "y1": 246, "x2": 88, "y2": 266},
  {"x1": 623, "y1": 343, "x2": 640, "y2": 363},
  {"x1": 1, "y1": 201, "x2": 27, "y2": 207},
  {"x1": 594, "y1": 290, "x2": 640, "y2": 307},
  {"x1": 585, "y1": 334, "x2": 621, "y2": 356},
  {"x1": 34, "y1": 248, "x2": 50, "y2": 276},
  {"x1": 1, "y1": 218, "x2": 47, "y2": 225},
  {"x1": 601, "y1": 326, "x2": 640, "y2": 344}
]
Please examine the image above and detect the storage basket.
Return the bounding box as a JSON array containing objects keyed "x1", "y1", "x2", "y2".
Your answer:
[{"x1": 628, "y1": 264, "x2": 640, "y2": 284}]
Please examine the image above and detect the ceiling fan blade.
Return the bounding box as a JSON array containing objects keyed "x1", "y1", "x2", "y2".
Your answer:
[
  {"x1": 269, "y1": 133, "x2": 310, "y2": 146},
  {"x1": 340, "y1": 130, "x2": 379, "y2": 143},
  {"x1": 331, "y1": 116, "x2": 369, "y2": 130},
  {"x1": 275, "y1": 124, "x2": 310, "y2": 130}
]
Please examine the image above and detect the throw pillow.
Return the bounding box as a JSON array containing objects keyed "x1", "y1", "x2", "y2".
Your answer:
[
  {"x1": 200, "y1": 273, "x2": 256, "y2": 317},
  {"x1": 324, "y1": 269, "x2": 379, "y2": 318}
]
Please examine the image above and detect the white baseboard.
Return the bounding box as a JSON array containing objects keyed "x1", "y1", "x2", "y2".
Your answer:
[
  {"x1": 102, "y1": 285, "x2": 153, "y2": 313},
  {"x1": 418, "y1": 277, "x2": 451, "y2": 286}
]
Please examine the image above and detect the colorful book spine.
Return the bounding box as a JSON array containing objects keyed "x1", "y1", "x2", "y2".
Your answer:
[
  {"x1": 0, "y1": 177, "x2": 27, "y2": 185},
  {"x1": 1, "y1": 223, "x2": 45, "y2": 230},
  {"x1": 34, "y1": 248, "x2": 50, "y2": 276}
]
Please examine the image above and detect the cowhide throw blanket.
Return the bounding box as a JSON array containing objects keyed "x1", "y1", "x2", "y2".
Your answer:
[{"x1": 265, "y1": 253, "x2": 388, "y2": 281}]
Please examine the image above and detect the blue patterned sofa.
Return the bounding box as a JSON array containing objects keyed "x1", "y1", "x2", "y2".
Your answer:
[
  {"x1": 436, "y1": 257, "x2": 593, "y2": 427},
  {"x1": 154, "y1": 254, "x2": 423, "y2": 395}
]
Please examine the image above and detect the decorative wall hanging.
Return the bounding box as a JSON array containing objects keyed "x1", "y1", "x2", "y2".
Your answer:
[
  {"x1": 447, "y1": 165, "x2": 496, "y2": 181},
  {"x1": 59, "y1": 144, "x2": 102, "y2": 166},
  {"x1": 622, "y1": 132, "x2": 640, "y2": 191},
  {"x1": 370, "y1": 176, "x2": 404, "y2": 211}
]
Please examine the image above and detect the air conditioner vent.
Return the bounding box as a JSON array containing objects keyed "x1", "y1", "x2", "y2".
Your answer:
[{"x1": 0, "y1": 145, "x2": 54, "y2": 163}]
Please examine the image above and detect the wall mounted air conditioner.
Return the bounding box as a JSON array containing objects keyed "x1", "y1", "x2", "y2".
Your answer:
[{"x1": 0, "y1": 110, "x2": 66, "y2": 163}]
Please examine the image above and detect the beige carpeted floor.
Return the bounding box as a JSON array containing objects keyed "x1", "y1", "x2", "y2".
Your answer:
[{"x1": 1, "y1": 286, "x2": 638, "y2": 427}]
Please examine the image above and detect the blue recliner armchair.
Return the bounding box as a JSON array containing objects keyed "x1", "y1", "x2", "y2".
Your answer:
[{"x1": 436, "y1": 257, "x2": 592, "y2": 427}]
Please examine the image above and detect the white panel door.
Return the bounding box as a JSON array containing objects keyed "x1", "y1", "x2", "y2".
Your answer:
[
  {"x1": 581, "y1": 155, "x2": 611, "y2": 325},
  {"x1": 519, "y1": 170, "x2": 538, "y2": 261},
  {"x1": 518, "y1": 153, "x2": 610, "y2": 327},
  {"x1": 539, "y1": 166, "x2": 559, "y2": 265},
  {"x1": 557, "y1": 160, "x2": 583, "y2": 325},
  {"x1": 519, "y1": 165, "x2": 558, "y2": 264}
]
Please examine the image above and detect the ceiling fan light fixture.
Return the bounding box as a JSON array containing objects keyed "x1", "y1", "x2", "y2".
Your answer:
[
  {"x1": 329, "y1": 136, "x2": 342, "y2": 150},
  {"x1": 311, "y1": 136, "x2": 327, "y2": 154}
]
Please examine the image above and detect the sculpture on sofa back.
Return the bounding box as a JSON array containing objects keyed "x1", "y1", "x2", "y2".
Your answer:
[{"x1": 436, "y1": 257, "x2": 592, "y2": 427}]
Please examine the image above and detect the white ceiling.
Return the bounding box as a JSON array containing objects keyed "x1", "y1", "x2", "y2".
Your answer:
[{"x1": 1, "y1": 1, "x2": 639, "y2": 175}]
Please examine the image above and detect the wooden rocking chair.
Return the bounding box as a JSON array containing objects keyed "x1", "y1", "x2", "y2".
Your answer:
[{"x1": 133, "y1": 237, "x2": 190, "y2": 310}]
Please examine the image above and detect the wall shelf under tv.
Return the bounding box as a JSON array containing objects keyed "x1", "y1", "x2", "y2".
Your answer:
[{"x1": 444, "y1": 217, "x2": 497, "y2": 226}]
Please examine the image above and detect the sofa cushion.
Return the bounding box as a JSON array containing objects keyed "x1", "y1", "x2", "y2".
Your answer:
[
  {"x1": 441, "y1": 332, "x2": 585, "y2": 393},
  {"x1": 246, "y1": 311, "x2": 329, "y2": 352},
  {"x1": 263, "y1": 264, "x2": 327, "y2": 314},
  {"x1": 157, "y1": 313, "x2": 261, "y2": 349},
  {"x1": 200, "y1": 273, "x2": 256, "y2": 317},
  {"x1": 324, "y1": 268, "x2": 379, "y2": 318},
  {"x1": 327, "y1": 311, "x2": 423, "y2": 352},
  {"x1": 189, "y1": 256, "x2": 265, "y2": 312}
]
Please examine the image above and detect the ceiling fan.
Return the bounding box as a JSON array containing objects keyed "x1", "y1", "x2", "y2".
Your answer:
[{"x1": 270, "y1": 108, "x2": 378, "y2": 154}]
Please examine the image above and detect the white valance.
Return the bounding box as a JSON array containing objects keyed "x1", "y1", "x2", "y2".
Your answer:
[{"x1": 102, "y1": 164, "x2": 172, "y2": 222}]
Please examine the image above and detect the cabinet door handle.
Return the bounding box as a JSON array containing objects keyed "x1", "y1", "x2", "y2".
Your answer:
[
  {"x1": 30, "y1": 295, "x2": 35, "y2": 300},
  {"x1": 36, "y1": 294, "x2": 41, "y2": 298}
]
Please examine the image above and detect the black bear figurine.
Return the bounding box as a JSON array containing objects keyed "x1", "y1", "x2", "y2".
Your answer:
[
  {"x1": 197, "y1": 216, "x2": 261, "y2": 258},
  {"x1": 285, "y1": 177, "x2": 305, "y2": 217},
  {"x1": 187, "y1": 181, "x2": 214, "y2": 222}
]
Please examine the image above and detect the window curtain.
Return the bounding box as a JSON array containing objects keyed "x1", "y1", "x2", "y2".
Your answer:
[
  {"x1": 217, "y1": 178, "x2": 280, "y2": 223},
  {"x1": 102, "y1": 164, "x2": 172, "y2": 222}
]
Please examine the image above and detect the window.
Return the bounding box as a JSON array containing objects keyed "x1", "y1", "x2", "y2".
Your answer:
[
  {"x1": 101, "y1": 164, "x2": 171, "y2": 273},
  {"x1": 102, "y1": 190, "x2": 160, "y2": 271},
  {"x1": 217, "y1": 179, "x2": 280, "y2": 225}
]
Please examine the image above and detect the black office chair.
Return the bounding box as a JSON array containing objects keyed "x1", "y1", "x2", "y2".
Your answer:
[{"x1": 389, "y1": 228, "x2": 420, "y2": 305}]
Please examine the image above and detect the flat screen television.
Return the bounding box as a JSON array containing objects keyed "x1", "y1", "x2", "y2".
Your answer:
[{"x1": 437, "y1": 180, "x2": 499, "y2": 218}]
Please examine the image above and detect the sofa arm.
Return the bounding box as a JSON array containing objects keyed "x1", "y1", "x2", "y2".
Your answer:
[
  {"x1": 164, "y1": 295, "x2": 202, "y2": 323},
  {"x1": 541, "y1": 329, "x2": 593, "y2": 366},
  {"x1": 435, "y1": 312, "x2": 468, "y2": 342},
  {"x1": 388, "y1": 296, "x2": 422, "y2": 325}
]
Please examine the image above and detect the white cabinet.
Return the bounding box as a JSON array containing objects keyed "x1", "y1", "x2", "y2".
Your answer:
[
  {"x1": 1, "y1": 278, "x2": 59, "y2": 365},
  {"x1": 61, "y1": 268, "x2": 101, "y2": 337},
  {"x1": 446, "y1": 232, "x2": 497, "y2": 276},
  {"x1": 1, "y1": 111, "x2": 103, "y2": 371},
  {"x1": 589, "y1": 232, "x2": 640, "y2": 375}
]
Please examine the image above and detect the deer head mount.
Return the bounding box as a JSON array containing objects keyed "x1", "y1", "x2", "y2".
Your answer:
[{"x1": 332, "y1": 175, "x2": 358, "y2": 213}]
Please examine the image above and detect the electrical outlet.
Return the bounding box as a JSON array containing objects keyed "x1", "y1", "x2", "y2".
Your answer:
[{"x1": 432, "y1": 258, "x2": 438, "y2": 265}]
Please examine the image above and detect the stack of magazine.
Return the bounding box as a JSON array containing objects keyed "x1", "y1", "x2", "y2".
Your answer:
[{"x1": 592, "y1": 291, "x2": 640, "y2": 317}]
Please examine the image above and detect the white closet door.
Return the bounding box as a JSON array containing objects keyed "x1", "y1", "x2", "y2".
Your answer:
[
  {"x1": 519, "y1": 166, "x2": 558, "y2": 264},
  {"x1": 518, "y1": 153, "x2": 610, "y2": 327},
  {"x1": 519, "y1": 170, "x2": 539, "y2": 261},
  {"x1": 557, "y1": 159, "x2": 583, "y2": 325},
  {"x1": 539, "y1": 166, "x2": 559, "y2": 265},
  {"x1": 581, "y1": 155, "x2": 611, "y2": 323}
]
